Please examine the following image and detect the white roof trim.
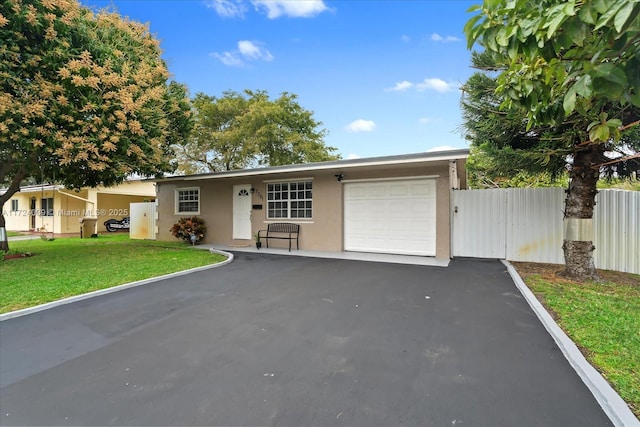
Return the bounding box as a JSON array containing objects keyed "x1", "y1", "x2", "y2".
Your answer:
[
  {"x1": 161, "y1": 149, "x2": 469, "y2": 183},
  {"x1": 3, "y1": 184, "x2": 64, "y2": 195}
]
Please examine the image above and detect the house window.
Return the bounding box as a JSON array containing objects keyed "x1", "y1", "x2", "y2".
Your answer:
[
  {"x1": 176, "y1": 187, "x2": 200, "y2": 214},
  {"x1": 41, "y1": 198, "x2": 54, "y2": 216},
  {"x1": 11, "y1": 199, "x2": 18, "y2": 211},
  {"x1": 267, "y1": 181, "x2": 312, "y2": 219}
]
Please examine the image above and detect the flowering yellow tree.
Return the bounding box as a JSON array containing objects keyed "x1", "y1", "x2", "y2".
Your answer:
[{"x1": 0, "y1": 0, "x2": 193, "y2": 251}]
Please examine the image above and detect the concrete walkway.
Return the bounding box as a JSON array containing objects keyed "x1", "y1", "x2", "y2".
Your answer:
[{"x1": 200, "y1": 243, "x2": 451, "y2": 267}]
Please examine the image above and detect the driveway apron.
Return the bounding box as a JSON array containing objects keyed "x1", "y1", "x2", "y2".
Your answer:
[{"x1": 0, "y1": 255, "x2": 612, "y2": 426}]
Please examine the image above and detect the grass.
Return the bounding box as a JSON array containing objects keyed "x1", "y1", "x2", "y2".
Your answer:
[
  {"x1": 6, "y1": 231, "x2": 22, "y2": 237},
  {"x1": 0, "y1": 234, "x2": 226, "y2": 313},
  {"x1": 513, "y1": 262, "x2": 640, "y2": 418}
]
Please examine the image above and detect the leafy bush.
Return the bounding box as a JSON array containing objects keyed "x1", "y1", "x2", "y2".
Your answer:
[{"x1": 170, "y1": 217, "x2": 207, "y2": 244}]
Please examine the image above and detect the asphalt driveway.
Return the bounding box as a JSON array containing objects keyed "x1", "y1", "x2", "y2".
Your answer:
[{"x1": 0, "y1": 254, "x2": 611, "y2": 426}]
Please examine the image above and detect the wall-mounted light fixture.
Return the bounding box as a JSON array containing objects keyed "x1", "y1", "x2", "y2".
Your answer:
[
  {"x1": 335, "y1": 173, "x2": 344, "y2": 182},
  {"x1": 250, "y1": 187, "x2": 264, "y2": 200}
]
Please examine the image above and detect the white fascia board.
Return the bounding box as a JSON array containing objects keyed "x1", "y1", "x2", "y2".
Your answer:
[
  {"x1": 173, "y1": 151, "x2": 469, "y2": 183},
  {"x1": 13, "y1": 184, "x2": 65, "y2": 194}
]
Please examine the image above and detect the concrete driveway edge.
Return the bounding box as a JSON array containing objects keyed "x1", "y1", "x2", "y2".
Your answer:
[
  {"x1": 502, "y1": 260, "x2": 640, "y2": 427},
  {"x1": 0, "y1": 249, "x2": 234, "y2": 322}
]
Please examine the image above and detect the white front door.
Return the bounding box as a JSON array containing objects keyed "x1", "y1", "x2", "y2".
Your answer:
[{"x1": 233, "y1": 184, "x2": 252, "y2": 240}]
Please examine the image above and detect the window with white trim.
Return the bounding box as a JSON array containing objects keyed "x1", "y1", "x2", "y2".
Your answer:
[
  {"x1": 41, "y1": 198, "x2": 54, "y2": 216},
  {"x1": 267, "y1": 181, "x2": 312, "y2": 219},
  {"x1": 11, "y1": 199, "x2": 18, "y2": 211},
  {"x1": 175, "y1": 187, "x2": 200, "y2": 214}
]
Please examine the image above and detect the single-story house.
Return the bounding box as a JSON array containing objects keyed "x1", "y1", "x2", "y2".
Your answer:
[
  {"x1": 156, "y1": 149, "x2": 469, "y2": 259},
  {"x1": 2, "y1": 180, "x2": 155, "y2": 234}
]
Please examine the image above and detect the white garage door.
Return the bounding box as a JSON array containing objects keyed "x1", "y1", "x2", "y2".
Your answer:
[{"x1": 344, "y1": 179, "x2": 436, "y2": 256}]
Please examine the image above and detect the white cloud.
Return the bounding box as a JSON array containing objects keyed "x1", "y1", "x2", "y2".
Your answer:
[
  {"x1": 427, "y1": 145, "x2": 457, "y2": 152},
  {"x1": 386, "y1": 78, "x2": 458, "y2": 94},
  {"x1": 347, "y1": 153, "x2": 361, "y2": 160},
  {"x1": 212, "y1": 40, "x2": 273, "y2": 67},
  {"x1": 211, "y1": 51, "x2": 245, "y2": 67},
  {"x1": 207, "y1": 0, "x2": 329, "y2": 19},
  {"x1": 416, "y1": 78, "x2": 455, "y2": 93},
  {"x1": 238, "y1": 40, "x2": 273, "y2": 61},
  {"x1": 419, "y1": 117, "x2": 436, "y2": 124},
  {"x1": 251, "y1": 0, "x2": 328, "y2": 18},
  {"x1": 431, "y1": 33, "x2": 461, "y2": 43},
  {"x1": 401, "y1": 35, "x2": 411, "y2": 43},
  {"x1": 206, "y1": 0, "x2": 247, "y2": 18},
  {"x1": 385, "y1": 80, "x2": 413, "y2": 92},
  {"x1": 345, "y1": 119, "x2": 376, "y2": 133}
]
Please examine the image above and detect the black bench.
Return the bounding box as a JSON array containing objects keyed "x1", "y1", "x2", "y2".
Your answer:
[{"x1": 258, "y1": 223, "x2": 300, "y2": 251}]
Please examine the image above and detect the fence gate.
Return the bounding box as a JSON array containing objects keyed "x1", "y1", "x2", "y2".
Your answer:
[
  {"x1": 130, "y1": 202, "x2": 157, "y2": 240},
  {"x1": 451, "y1": 188, "x2": 507, "y2": 259}
]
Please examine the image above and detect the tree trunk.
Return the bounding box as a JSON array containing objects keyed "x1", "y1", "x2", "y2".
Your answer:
[
  {"x1": 0, "y1": 167, "x2": 28, "y2": 253},
  {"x1": 562, "y1": 144, "x2": 603, "y2": 281},
  {"x1": 0, "y1": 211, "x2": 9, "y2": 252}
]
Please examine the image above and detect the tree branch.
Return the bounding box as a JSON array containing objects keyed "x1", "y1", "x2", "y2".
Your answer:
[
  {"x1": 576, "y1": 119, "x2": 640, "y2": 148},
  {"x1": 591, "y1": 153, "x2": 640, "y2": 170},
  {"x1": 0, "y1": 166, "x2": 27, "y2": 206},
  {"x1": 0, "y1": 159, "x2": 14, "y2": 184}
]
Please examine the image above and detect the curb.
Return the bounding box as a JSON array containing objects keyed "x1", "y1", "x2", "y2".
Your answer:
[
  {"x1": 0, "y1": 249, "x2": 234, "y2": 322},
  {"x1": 502, "y1": 260, "x2": 639, "y2": 427}
]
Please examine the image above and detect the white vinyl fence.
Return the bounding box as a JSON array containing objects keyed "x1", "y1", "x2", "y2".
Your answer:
[
  {"x1": 451, "y1": 188, "x2": 639, "y2": 274},
  {"x1": 130, "y1": 202, "x2": 157, "y2": 240}
]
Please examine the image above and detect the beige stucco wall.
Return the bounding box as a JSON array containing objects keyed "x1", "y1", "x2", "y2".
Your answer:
[
  {"x1": 95, "y1": 180, "x2": 155, "y2": 196},
  {"x1": 3, "y1": 192, "x2": 32, "y2": 231},
  {"x1": 3, "y1": 189, "x2": 59, "y2": 233},
  {"x1": 3, "y1": 181, "x2": 155, "y2": 234},
  {"x1": 157, "y1": 161, "x2": 457, "y2": 259},
  {"x1": 95, "y1": 193, "x2": 150, "y2": 232}
]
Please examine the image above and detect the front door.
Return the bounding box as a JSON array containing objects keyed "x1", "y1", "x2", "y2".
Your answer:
[
  {"x1": 233, "y1": 184, "x2": 252, "y2": 240},
  {"x1": 30, "y1": 198, "x2": 36, "y2": 230}
]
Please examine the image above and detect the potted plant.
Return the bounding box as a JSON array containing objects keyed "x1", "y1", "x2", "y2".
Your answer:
[{"x1": 254, "y1": 231, "x2": 262, "y2": 249}]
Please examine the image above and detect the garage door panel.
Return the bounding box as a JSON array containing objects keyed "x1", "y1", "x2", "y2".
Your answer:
[
  {"x1": 389, "y1": 184, "x2": 409, "y2": 197},
  {"x1": 410, "y1": 182, "x2": 434, "y2": 196},
  {"x1": 344, "y1": 179, "x2": 436, "y2": 256}
]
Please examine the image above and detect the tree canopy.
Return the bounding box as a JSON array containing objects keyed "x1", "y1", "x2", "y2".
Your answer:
[
  {"x1": 174, "y1": 90, "x2": 339, "y2": 174},
  {"x1": 463, "y1": 0, "x2": 640, "y2": 280},
  {"x1": 466, "y1": 0, "x2": 640, "y2": 132},
  {"x1": 461, "y1": 51, "x2": 640, "y2": 188},
  {"x1": 0, "y1": 0, "x2": 193, "y2": 250}
]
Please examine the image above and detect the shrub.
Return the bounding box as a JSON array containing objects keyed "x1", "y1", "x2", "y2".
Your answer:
[{"x1": 170, "y1": 217, "x2": 207, "y2": 244}]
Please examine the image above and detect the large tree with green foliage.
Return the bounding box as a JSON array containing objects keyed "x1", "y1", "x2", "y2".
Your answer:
[
  {"x1": 174, "y1": 90, "x2": 339, "y2": 174},
  {"x1": 0, "y1": 0, "x2": 193, "y2": 252},
  {"x1": 464, "y1": 0, "x2": 640, "y2": 280}
]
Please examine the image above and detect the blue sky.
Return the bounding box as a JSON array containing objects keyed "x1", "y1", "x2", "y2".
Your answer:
[{"x1": 81, "y1": 0, "x2": 478, "y2": 159}]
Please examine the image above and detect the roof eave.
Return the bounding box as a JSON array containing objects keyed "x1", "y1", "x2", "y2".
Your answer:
[{"x1": 156, "y1": 149, "x2": 470, "y2": 183}]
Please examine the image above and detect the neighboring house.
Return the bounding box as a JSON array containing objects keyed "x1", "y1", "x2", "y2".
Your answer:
[
  {"x1": 156, "y1": 149, "x2": 469, "y2": 259},
  {"x1": 2, "y1": 180, "x2": 155, "y2": 234}
]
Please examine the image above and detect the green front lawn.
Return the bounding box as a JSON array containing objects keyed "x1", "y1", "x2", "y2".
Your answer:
[
  {"x1": 0, "y1": 234, "x2": 226, "y2": 313},
  {"x1": 514, "y1": 263, "x2": 640, "y2": 418},
  {"x1": 6, "y1": 231, "x2": 22, "y2": 237}
]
